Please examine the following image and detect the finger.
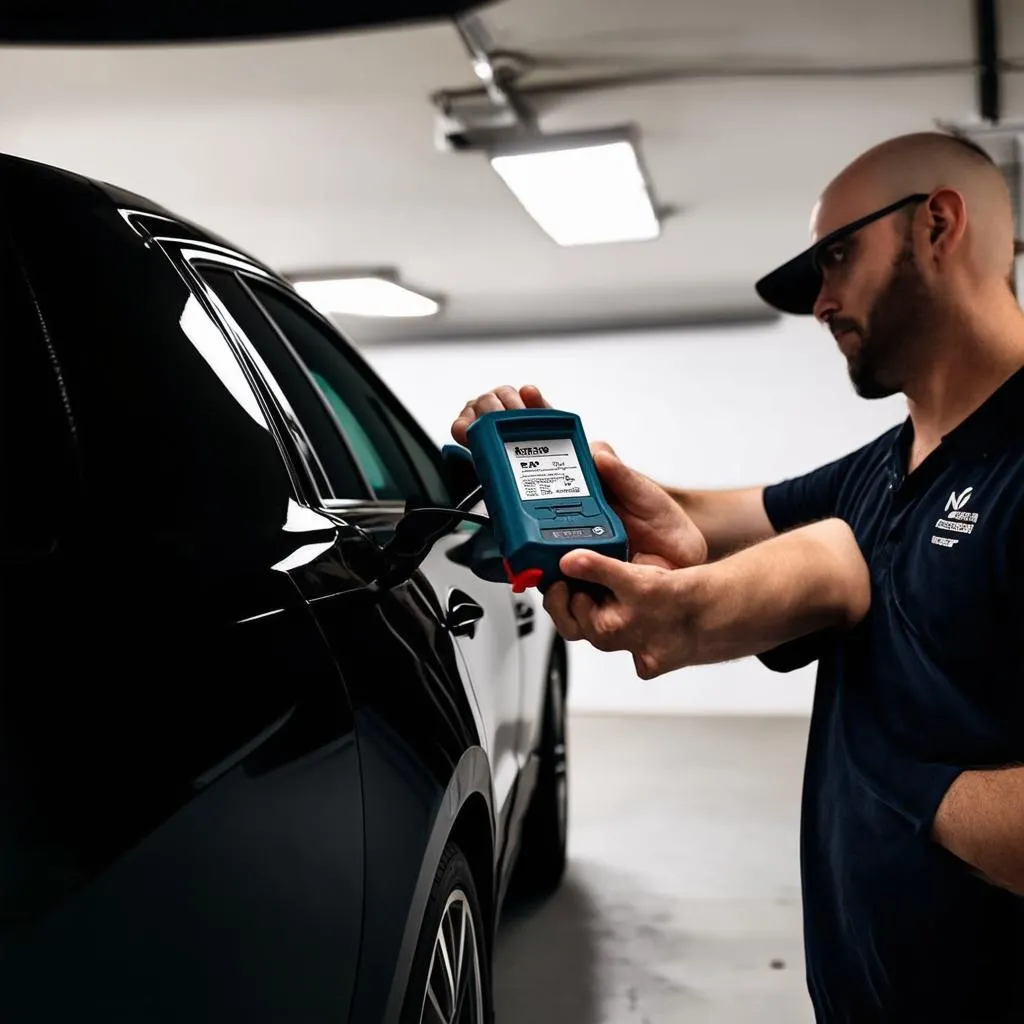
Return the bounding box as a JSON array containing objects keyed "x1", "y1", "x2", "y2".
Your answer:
[
  {"x1": 632, "y1": 552, "x2": 676, "y2": 569},
  {"x1": 559, "y1": 549, "x2": 637, "y2": 595},
  {"x1": 634, "y1": 651, "x2": 659, "y2": 680},
  {"x1": 493, "y1": 384, "x2": 527, "y2": 411},
  {"x1": 593, "y1": 451, "x2": 662, "y2": 512},
  {"x1": 568, "y1": 589, "x2": 599, "y2": 639},
  {"x1": 471, "y1": 391, "x2": 507, "y2": 417},
  {"x1": 451, "y1": 403, "x2": 478, "y2": 445},
  {"x1": 590, "y1": 440, "x2": 618, "y2": 459},
  {"x1": 520, "y1": 384, "x2": 551, "y2": 409},
  {"x1": 542, "y1": 582, "x2": 582, "y2": 641}
]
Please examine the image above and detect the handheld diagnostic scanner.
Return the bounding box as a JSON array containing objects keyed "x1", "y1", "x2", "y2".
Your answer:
[{"x1": 464, "y1": 408, "x2": 628, "y2": 594}]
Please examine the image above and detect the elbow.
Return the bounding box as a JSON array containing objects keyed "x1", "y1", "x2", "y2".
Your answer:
[
  {"x1": 834, "y1": 521, "x2": 871, "y2": 627},
  {"x1": 839, "y1": 544, "x2": 872, "y2": 622},
  {"x1": 814, "y1": 518, "x2": 871, "y2": 628},
  {"x1": 844, "y1": 563, "x2": 872, "y2": 627}
]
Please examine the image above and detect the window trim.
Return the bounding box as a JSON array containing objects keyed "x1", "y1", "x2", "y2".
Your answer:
[
  {"x1": 153, "y1": 234, "x2": 452, "y2": 520},
  {"x1": 238, "y1": 273, "x2": 453, "y2": 511},
  {"x1": 162, "y1": 240, "x2": 375, "y2": 507},
  {"x1": 231, "y1": 272, "x2": 378, "y2": 502},
  {"x1": 151, "y1": 240, "x2": 320, "y2": 507}
]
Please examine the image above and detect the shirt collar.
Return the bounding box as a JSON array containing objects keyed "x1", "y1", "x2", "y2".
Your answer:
[
  {"x1": 941, "y1": 363, "x2": 1024, "y2": 455},
  {"x1": 889, "y1": 363, "x2": 1024, "y2": 473}
]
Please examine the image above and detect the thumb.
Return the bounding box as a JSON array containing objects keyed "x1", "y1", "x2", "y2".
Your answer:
[
  {"x1": 559, "y1": 549, "x2": 636, "y2": 593},
  {"x1": 593, "y1": 451, "x2": 663, "y2": 512}
]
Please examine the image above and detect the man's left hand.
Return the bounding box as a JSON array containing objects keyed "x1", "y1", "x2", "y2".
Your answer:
[{"x1": 542, "y1": 549, "x2": 701, "y2": 680}]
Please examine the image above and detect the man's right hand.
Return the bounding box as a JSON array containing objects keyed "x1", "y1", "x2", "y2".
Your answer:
[
  {"x1": 451, "y1": 384, "x2": 551, "y2": 447},
  {"x1": 450, "y1": 383, "x2": 708, "y2": 570}
]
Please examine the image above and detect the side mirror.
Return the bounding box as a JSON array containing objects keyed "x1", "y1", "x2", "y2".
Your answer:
[
  {"x1": 440, "y1": 444, "x2": 480, "y2": 505},
  {"x1": 371, "y1": 446, "x2": 509, "y2": 591},
  {"x1": 373, "y1": 501, "x2": 508, "y2": 591},
  {"x1": 444, "y1": 521, "x2": 508, "y2": 583},
  {"x1": 373, "y1": 505, "x2": 468, "y2": 590}
]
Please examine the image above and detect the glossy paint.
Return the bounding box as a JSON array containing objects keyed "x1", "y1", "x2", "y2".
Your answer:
[{"x1": 0, "y1": 152, "x2": 554, "y2": 1022}]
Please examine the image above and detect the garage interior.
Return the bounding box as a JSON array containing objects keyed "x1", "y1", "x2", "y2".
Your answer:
[{"x1": 5, "y1": 1, "x2": 1023, "y2": 1020}]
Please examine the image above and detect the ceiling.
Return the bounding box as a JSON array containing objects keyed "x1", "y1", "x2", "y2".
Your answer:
[{"x1": 0, "y1": 0, "x2": 1022, "y2": 343}]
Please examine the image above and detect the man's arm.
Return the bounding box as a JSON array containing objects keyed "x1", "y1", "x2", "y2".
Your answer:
[
  {"x1": 544, "y1": 516, "x2": 870, "y2": 680},
  {"x1": 683, "y1": 516, "x2": 869, "y2": 666},
  {"x1": 450, "y1": 383, "x2": 838, "y2": 565},
  {"x1": 662, "y1": 484, "x2": 778, "y2": 561},
  {"x1": 932, "y1": 767, "x2": 1024, "y2": 896}
]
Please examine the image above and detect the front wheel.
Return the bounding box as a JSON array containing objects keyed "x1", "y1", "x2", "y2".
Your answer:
[{"x1": 400, "y1": 842, "x2": 493, "y2": 1024}]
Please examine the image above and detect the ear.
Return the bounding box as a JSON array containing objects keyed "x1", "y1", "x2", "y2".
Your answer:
[{"x1": 923, "y1": 187, "x2": 968, "y2": 260}]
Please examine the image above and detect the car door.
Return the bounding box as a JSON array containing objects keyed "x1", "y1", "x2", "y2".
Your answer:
[
  {"x1": 193, "y1": 260, "x2": 525, "y2": 838},
  {"x1": 0, "y1": 211, "x2": 365, "y2": 1023}
]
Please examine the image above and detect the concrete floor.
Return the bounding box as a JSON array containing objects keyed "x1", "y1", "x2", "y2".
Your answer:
[{"x1": 495, "y1": 714, "x2": 816, "y2": 1024}]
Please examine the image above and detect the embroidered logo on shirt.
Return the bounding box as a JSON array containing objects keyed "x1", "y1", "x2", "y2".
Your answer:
[
  {"x1": 945, "y1": 487, "x2": 974, "y2": 512},
  {"x1": 932, "y1": 487, "x2": 978, "y2": 547}
]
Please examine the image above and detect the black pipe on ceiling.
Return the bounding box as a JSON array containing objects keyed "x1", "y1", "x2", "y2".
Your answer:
[{"x1": 976, "y1": 0, "x2": 1001, "y2": 123}]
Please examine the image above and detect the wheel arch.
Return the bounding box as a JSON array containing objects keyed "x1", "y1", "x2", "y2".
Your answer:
[{"x1": 381, "y1": 745, "x2": 495, "y2": 1024}]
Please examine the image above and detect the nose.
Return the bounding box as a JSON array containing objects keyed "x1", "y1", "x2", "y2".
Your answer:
[{"x1": 812, "y1": 282, "x2": 840, "y2": 323}]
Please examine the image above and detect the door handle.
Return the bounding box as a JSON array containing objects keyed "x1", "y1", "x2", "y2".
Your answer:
[
  {"x1": 514, "y1": 599, "x2": 535, "y2": 638},
  {"x1": 446, "y1": 589, "x2": 485, "y2": 639}
]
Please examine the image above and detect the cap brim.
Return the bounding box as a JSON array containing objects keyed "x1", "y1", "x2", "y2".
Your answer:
[{"x1": 755, "y1": 244, "x2": 823, "y2": 316}]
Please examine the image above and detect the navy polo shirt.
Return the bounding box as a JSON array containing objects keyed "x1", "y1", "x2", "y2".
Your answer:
[{"x1": 760, "y1": 366, "x2": 1024, "y2": 1023}]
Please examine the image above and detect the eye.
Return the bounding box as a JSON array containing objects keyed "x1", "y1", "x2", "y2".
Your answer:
[{"x1": 820, "y1": 243, "x2": 849, "y2": 268}]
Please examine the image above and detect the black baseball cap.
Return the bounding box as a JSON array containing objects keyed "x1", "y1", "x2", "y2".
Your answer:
[{"x1": 754, "y1": 193, "x2": 930, "y2": 316}]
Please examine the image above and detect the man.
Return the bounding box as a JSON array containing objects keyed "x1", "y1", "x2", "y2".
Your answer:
[{"x1": 451, "y1": 132, "x2": 1024, "y2": 1021}]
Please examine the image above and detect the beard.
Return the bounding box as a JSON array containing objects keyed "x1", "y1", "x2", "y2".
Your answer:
[{"x1": 831, "y1": 235, "x2": 936, "y2": 399}]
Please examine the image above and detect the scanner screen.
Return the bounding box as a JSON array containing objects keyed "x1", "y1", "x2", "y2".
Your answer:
[{"x1": 504, "y1": 437, "x2": 592, "y2": 501}]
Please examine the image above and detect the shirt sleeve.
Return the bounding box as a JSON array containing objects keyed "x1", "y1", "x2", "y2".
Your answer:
[
  {"x1": 756, "y1": 445, "x2": 874, "y2": 673},
  {"x1": 762, "y1": 448, "x2": 861, "y2": 535}
]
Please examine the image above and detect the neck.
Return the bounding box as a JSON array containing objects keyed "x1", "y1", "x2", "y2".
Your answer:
[{"x1": 903, "y1": 290, "x2": 1024, "y2": 467}]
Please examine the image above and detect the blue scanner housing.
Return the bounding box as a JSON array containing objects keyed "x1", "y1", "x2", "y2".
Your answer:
[{"x1": 465, "y1": 408, "x2": 628, "y2": 593}]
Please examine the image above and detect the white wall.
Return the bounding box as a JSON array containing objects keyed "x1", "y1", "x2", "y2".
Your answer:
[{"x1": 358, "y1": 317, "x2": 905, "y2": 716}]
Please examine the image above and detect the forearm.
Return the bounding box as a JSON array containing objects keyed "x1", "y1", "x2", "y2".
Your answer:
[
  {"x1": 664, "y1": 485, "x2": 777, "y2": 561},
  {"x1": 932, "y1": 767, "x2": 1024, "y2": 895},
  {"x1": 681, "y1": 517, "x2": 870, "y2": 665}
]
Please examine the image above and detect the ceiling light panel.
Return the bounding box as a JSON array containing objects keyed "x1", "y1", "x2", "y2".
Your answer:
[
  {"x1": 489, "y1": 132, "x2": 661, "y2": 246},
  {"x1": 292, "y1": 276, "x2": 440, "y2": 318}
]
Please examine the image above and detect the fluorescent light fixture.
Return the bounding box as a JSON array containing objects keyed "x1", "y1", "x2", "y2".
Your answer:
[
  {"x1": 291, "y1": 274, "x2": 441, "y2": 318},
  {"x1": 488, "y1": 128, "x2": 661, "y2": 246}
]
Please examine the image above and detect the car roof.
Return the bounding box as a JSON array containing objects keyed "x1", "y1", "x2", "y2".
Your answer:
[{"x1": 0, "y1": 149, "x2": 275, "y2": 274}]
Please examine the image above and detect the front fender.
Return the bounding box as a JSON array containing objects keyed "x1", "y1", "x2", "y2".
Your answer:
[{"x1": 381, "y1": 745, "x2": 494, "y2": 1024}]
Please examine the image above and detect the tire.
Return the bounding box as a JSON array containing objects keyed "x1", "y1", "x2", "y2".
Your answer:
[
  {"x1": 512, "y1": 643, "x2": 568, "y2": 898},
  {"x1": 400, "y1": 842, "x2": 494, "y2": 1024}
]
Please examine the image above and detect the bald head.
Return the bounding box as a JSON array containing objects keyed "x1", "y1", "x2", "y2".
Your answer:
[{"x1": 815, "y1": 132, "x2": 1016, "y2": 282}]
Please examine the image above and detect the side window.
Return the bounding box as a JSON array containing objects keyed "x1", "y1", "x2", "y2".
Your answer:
[
  {"x1": 198, "y1": 266, "x2": 369, "y2": 501},
  {"x1": 244, "y1": 278, "x2": 450, "y2": 507}
]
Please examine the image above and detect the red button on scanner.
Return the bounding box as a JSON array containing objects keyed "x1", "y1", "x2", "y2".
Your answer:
[{"x1": 503, "y1": 559, "x2": 544, "y2": 593}]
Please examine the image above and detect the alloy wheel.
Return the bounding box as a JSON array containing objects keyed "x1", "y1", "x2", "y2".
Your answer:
[{"x1": 421, "y1": 889, "x2": 484, "y2": 1024}]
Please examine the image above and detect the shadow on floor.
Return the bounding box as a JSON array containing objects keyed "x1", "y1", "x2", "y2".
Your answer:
[{"x1": 494, "y1": 871, "x2": 602, "y2": 1024}]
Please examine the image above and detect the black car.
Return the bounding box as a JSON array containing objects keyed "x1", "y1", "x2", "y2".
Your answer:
[{"x1": 0, "y1": 151, "x2": 569, "y2": 1023}]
